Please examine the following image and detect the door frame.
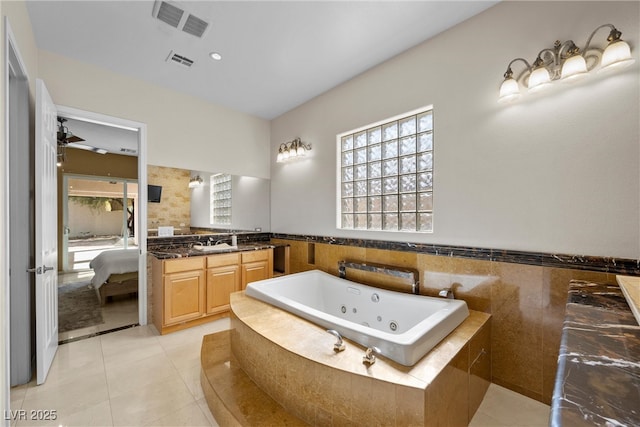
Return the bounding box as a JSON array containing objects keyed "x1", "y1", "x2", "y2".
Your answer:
[
  {"x1": 3, "y1": 16, "x2": 31, "y2": 416},
  {"x1": 56, "y1": 106, "x2": 148, "y2": 327}
]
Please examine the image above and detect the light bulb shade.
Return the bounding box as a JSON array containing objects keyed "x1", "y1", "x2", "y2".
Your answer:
[
  {"x1": 600, "y1": 40, "x2": 635, "y2": 71},
  {"x1": 528, "y1": 66, "x2": 551, "y2": 92},
  {"x1": 276, "y1": 151, "x2": 283, "y2": 163},
  {"x1": 561, "y1": 54, "x2": 588, "y2": 81},
  {"x1": 296, "y1": 144, "x2": 306, "y2": 156},
  {"x1": 498, "y1": 77, "x2": 520, "y2": 103}
]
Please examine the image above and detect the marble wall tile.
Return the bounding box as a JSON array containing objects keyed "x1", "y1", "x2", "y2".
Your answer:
[
  {"x1": 316, "y1": 243, "x2": 367, "y2": 276},
  {"x1": 490, "y1": 262, "x2": 544, "y2": 401},
  {"x1": 426, "y1": 344, "x2": 470, "y2": 426},
  {"x1": 395, "y1": 385, "x2": 425, "y2": 426},
  {"x1": 447, "y1": 257, "x2": 495, "y2": 313},
  {"x1": 271, "y1": 239, "x2": 313, "y2": 273},
  {"x1": 469, "y1": 322, "x2": 491, "y2": 420}
]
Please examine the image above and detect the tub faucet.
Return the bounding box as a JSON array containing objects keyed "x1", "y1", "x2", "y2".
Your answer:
[
  {"x1": 326, "y1": 329, "x2": 345, "y2": 352},
  {"x1": 439, "y1": 288, "x2": 454, "y2": 299},
  {"x1": 362, "y1": 346, "x2": 381, "y2": 365}
]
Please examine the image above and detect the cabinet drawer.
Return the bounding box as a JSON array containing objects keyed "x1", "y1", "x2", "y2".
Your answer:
[
  {"x1": 241, "y1": 250, "x2": 269, "y2": 264},
  {"x1": 207, "y1": 253, "x2": 240, "y2": 268},
  {"x1": 164, "y1": 257, "x2": 204, "y2": 274}
]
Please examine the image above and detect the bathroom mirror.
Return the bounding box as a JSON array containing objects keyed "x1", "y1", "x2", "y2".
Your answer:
[
  {"x1": 189, "y1": 170, "x2": 270, "y2": 232},
  {"x1": 147, "y1": 165, "x2": 270, "y2": 234}
]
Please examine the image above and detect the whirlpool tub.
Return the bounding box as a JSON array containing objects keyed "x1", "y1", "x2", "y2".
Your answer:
[{"x1": 245, "y1": 269, "x2": 469, "y2": 366}]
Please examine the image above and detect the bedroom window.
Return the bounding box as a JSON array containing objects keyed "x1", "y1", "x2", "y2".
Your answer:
[
  {"x1": 338, "y1": 107, "x2": 433, "y2": 232},
  {"x1": 210, "y1": 173, "x2": 231, "y2": 225}
]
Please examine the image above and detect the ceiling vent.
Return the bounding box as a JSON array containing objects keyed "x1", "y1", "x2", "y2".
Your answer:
[
  {"x1": 120, "y1": 148, "x2": 137, "y2": 155},
  {"x1": 166, "y1": 50, "x2": 194, "y2": 68},
  {"x1": 152, "y1": 1, "x2": 210, "y2": 38}
]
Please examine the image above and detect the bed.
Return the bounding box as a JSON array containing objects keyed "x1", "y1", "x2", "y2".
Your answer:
[{"x1": 89, "y1": 249, "x2": 139, "y2": 305}]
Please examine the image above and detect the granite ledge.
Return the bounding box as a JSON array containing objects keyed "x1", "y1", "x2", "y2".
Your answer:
[
  {"x1": 150, "y1": 242, "x2": 275, "y2": 259},
  {"x1": 550, "y1": 280, "x2": 640, "y2": 426}
]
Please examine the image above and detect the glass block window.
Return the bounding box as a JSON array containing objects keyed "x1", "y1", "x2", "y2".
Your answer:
[
  {"x1": 210, "y1": 174, "x2": 231, "y2": 225},
  {"x1": 339, "y1": 108, "x2": 433, "y2": 232}
]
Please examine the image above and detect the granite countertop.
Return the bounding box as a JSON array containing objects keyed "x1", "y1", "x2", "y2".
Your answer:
[
  {"x1": 550, "y1": 280, "x2": 640, "y2": 426},
  {"x1": 150, "y1": 242, "x2": 275, "y2": 259}
]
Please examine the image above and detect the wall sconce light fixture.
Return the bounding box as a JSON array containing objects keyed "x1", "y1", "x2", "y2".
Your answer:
[
  {"x1": 276, "y1": 138, "x2": 312, "y2": 163},
  {"x1": 499, "y1": 24, "x2": 634, "y2": 103},
  {"x1": 188, "y1": 175, "x2": 203, "y2": 188}
]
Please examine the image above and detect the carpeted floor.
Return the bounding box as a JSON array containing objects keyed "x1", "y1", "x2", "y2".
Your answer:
[{"x1": 58, "y1": 281, "x2": 104, "y2": 333}]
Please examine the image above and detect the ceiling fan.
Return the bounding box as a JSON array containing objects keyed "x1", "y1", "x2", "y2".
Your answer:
[
  {"x1": 56, "y1": 117, "x2": 107, "y2": 154},
  {"x1": 57, "y1": 117, "x2": 85, "y2": 144}
]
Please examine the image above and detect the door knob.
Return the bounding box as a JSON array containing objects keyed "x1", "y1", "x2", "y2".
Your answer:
[{"x1": 26, "y1": 266, "x2": 54, "y2": 274}]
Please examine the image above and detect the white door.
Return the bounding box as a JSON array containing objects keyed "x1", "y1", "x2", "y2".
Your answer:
[{"x1": 34, "y1": 79, "x2": 58, "y2": 385}]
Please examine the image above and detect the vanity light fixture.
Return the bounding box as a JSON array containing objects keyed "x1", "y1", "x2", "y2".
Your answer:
[
  {"x1": 188, "y1": 175, "x2": 203, "y2": 188},
  {"x1": 276, "y1": 138, "x2": 312, "y2": 163},
  {"x1": 498, "y1": 24, "x2": 635, "y2": 103}
]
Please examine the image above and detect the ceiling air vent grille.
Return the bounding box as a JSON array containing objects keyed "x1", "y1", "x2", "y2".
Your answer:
[
  {"x1": 120, "y1": 148, "x2": 137, "y2": 155},
  {"x1": 166, "y1": 51, "x2": 194, "y2": 68},
  {"x1": 155, "y1": 1, "x2": 183, "y2": 28},
  {"x1": 182, "y1": 14, "x2": 209, "y2": 38},
  {"x1": 152, "y1": 1, "x2": 210, "y2": 38}
]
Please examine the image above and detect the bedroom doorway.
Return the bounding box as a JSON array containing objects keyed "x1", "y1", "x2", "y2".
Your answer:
[{"x1": 54, "y1": 108, "x2": 148, "y2": 342}]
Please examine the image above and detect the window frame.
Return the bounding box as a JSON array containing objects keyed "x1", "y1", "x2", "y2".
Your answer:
[
  {"x1": 210, "y1": 173, "x2": 232, "y2": 226},
  {"x1": 336, "y1": 105, "x2": 434, "y2": 233}
]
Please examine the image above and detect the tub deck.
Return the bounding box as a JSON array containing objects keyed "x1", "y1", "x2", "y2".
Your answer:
[{"x1": 200, "y1": 291, "x2": 492, "y2": 426}]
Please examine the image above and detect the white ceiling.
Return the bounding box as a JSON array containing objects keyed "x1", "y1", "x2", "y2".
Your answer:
[{"x1": 27, "y1": 1, "x2": 498, "y2": 121}]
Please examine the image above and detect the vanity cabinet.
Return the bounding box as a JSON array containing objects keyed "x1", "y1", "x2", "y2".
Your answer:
[
  {"x1": 152, "y1": 248, "x2": 273, "y2": 334},
  {"x1": 241, "y1": 250, "x2": 272, "y2": 290},
  {"x1": 163, "y1": 257, "x2": 205, "y2": 326},
  {"x1": 206, "y1": 253, "x2": 241, "y2": 315}
]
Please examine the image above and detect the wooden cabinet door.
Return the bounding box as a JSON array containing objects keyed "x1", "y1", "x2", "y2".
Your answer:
[
  {"x1": 163, "y1": 269, "x2": 205, "y2": 326},
  {"x1": 241, "y1": 261, "x2": 269, "y2": 290},
  {"x1": 206, "y1": 265, "x2": 240, "y2": 314}
]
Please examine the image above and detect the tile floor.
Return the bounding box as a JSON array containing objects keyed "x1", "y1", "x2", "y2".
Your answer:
[{"x1": 10, "y1": 318, "x2": 550, "y2": 427}]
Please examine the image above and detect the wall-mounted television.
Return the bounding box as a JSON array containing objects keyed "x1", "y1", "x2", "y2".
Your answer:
[{"x1": 148, "y1": 185, "x2": 162, "y2": 203}]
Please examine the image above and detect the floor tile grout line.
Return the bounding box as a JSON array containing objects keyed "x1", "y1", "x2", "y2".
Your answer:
[{"x1": 98, "y1": 332, "x2": 116, "y2": 427}]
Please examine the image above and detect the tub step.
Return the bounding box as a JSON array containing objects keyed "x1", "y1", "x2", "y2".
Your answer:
[{"x1": 200, "y1": 330, "x2": 308, "y2": 426}]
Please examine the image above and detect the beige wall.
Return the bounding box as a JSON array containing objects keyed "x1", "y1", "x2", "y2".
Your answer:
[
  {"x1": 37, "y1": 50, "x2": 272, "y2": 180},
  {"x1": 270, "y1": 1, "x2": 640, "y2": 260},
  {"x1": 147, "y1": 165, "x2": 191, "y2": 231},
  {"x1": 274, "y1": 237, "x2": 615, "y2": 404}
]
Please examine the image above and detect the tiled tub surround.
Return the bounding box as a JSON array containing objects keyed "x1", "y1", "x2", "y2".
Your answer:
[
  {"x1": 551, "y1": 280, "x2": 640, "y2": 426},
  {"x1": 270, "y1": 236, "x2": 635, "y2": 404},
  {"x1": 203, "y1": 292, "x2": 492, "y2": 426}
]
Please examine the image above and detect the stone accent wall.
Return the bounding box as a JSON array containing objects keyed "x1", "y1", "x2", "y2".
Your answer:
[{"x1": 147, "y1": 165, "x2": 191, "y2": 231}]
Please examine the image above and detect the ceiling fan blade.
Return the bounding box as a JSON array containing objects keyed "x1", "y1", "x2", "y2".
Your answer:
[{"x1": 66, "y1": 135, "x2": 85, "y2": 143}]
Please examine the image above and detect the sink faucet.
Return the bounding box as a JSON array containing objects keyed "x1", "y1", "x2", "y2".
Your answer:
[
  {"x1": 327, "y1": 329, "x2": 345, "y2": 352},
  {"x1": 207, "y1": 237, "x2": 226, "y2": 246},
  {"x1": 362, "y1": 346, "x2": 381, "y2": 365}
]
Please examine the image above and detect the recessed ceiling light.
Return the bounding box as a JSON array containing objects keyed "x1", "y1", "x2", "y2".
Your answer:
[{"x1": 209, "y1": 52, "x2": 222, "y2": 61}]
